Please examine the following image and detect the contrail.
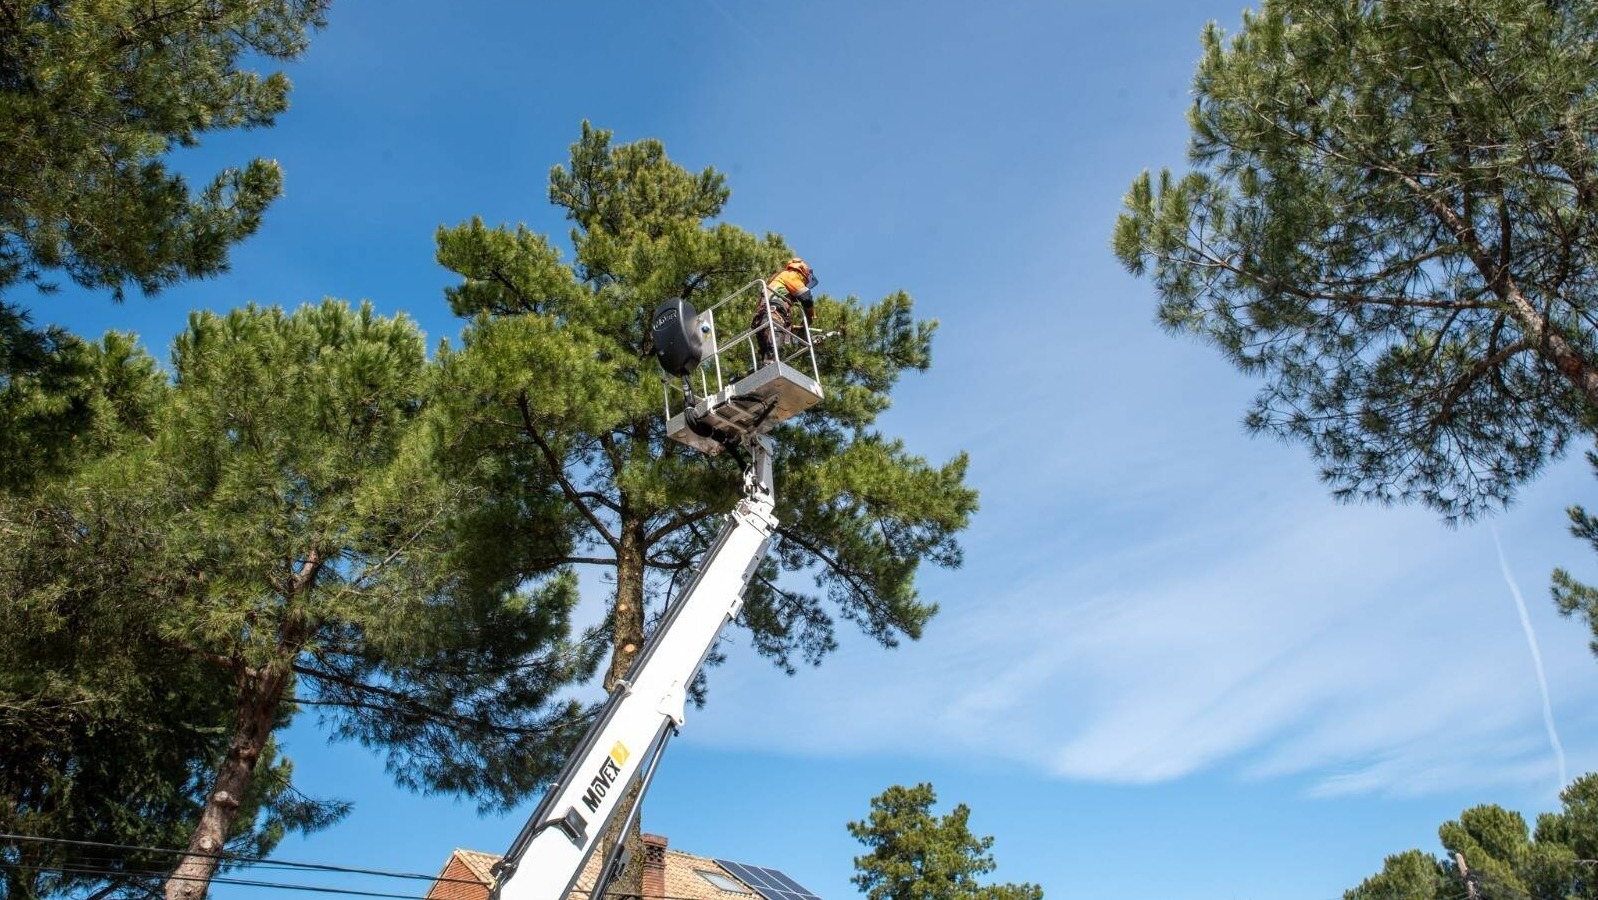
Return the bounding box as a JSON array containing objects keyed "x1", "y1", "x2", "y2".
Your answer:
[{"x1": 1493, "y1": 525, "x2": 1568, "y2": 791}]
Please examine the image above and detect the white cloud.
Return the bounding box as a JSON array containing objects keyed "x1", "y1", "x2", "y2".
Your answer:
[{"x1": 686, "y1": 459, "x2": 1598, "y2": 798}]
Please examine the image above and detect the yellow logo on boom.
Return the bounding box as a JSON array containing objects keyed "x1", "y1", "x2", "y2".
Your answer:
[{"x1": 581, "y1": 742, "x2": 631, "y2": 814}]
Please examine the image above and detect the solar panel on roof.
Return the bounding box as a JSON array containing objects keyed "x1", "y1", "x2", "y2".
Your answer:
[
  {"x1": 767, "y1": 871, "x2": 807, "y2": 893},
  {"x1": 713, "y1": 860, "x2": 823, "y2": 900}
]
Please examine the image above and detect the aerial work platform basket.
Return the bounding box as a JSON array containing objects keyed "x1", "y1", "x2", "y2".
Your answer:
[{"x1": 655, "y1": 279, "x2": 825, "y2": 455}]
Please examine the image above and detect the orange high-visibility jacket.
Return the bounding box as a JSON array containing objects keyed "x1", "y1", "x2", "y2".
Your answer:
[{"x1": 766, "y1": 269, "x2": 813, "y2": 310}]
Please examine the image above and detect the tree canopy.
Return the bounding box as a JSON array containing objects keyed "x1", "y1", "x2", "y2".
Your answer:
[
  {"x1": 1, "y1": 302, "x2": 600, "y2": 900},
  {"x1": 434, "y1": 122, "x2": 977, "y2": 687},
  {"x1": 1345, "y1": 774, "x2": 1598, "y2": 900},
  {"x1": 0, "y1": 0, "x2": 327, "y2": 302},
  {"x1": 1114, "y1": 0, "x2": 1598, "y2": 521},
  {"x1": 0, "y1": 332, "x2": 319, "y2": 900},
  {"x1": 848, "y1": 783, "x2": 1041, "y2": 900},
  {"x1": 1, "y1": 0, "x2": 330, "y2": 492},
  {"x1": 431, "y1": 121, "x2": 977, "y2": 894}
]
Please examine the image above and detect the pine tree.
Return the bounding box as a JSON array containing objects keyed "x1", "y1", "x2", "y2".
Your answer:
[
  {"x1": 1113, "y1": 0, "x2": 1598, "y2": 522},
  {"x1": 1344, "y1": 850, "x2": 1452, "y2": 900},
  {"x1": 848, "y1": 784, "x2": 1041, "y2": 900},
  {"x1": 432, "y1": 123, "x2": 978, "y2": 890},
  {"x1": 1, "y1": 302, "x2": 600, "y2": 900},
  {"x1": 0, "y1": 0, "x2": 326, "y2": 302},
  {"x1": 0, "y1": 333, "x2": 329, "y2": 900},
  {"x1": 1343, "y1": 776, "x2": 1598, "y2": 900},
  {"x1": 1, "y1": 0, "x2": 330, "y2": 486}
]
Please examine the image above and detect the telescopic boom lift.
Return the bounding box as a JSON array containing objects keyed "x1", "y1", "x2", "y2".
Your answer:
[{"x1": 492, "y1": 280, "x2": 827, "y2": 900}]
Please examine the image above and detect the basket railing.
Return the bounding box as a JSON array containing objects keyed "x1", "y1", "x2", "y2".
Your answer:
[{"x1": 661, "y1": 279, "x2": 822, "y2": 421}]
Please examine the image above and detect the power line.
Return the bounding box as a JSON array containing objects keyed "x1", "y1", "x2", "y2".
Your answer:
[
  {"x1": 2, "y1": 857, "x2": 758, "y2": 900},
  {"x1": 0, "y1": 833, "x2": 481, "y2": 886},
  {"x1": 0, "y1": 861, "x2": 434, "y2": 900},
  {"x1": 2, "y1": 834, "x2": 770, "y2": 900}
]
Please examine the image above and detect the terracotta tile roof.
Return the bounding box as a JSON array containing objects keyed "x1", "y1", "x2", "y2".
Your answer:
[
  {"x1": 660, "y1": 851, "x2": 758, "y2": 900},
  {"x1": 426, "y1": 851, "x2": 498, "y2": 900},
  {"x1": 451, "y1": 850, "x2": 500, "y2": 885},
  {"x1": 427, "y1": 847, "x2": 778, "y2": 900}
]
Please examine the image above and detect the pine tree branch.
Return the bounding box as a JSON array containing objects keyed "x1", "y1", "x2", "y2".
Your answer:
[
  {"x1": 292, "y1": 661, "x2": 584, "y2": 738},
  {"x1": 598, "y1": 431, "x2": 626, "y2": 482},
  {"x1": 485, "y1": 265, "x2": 532, "y2": 312},
  {"x1": 1172, "y1": 240, "x2": 1493, "y2": 311},
  {"x1": 575, "y1": 491, "x2": 621, "y2": 513},
  {"x1": 289, "y1": 547, "x2": 322, "y2": 597},
  {"x1": 645, "y1": 553, "x2": 696, "y2": 571},
  {"x1": 547, "y1": 555, "x2": 619, "y2": 567},
  {"x1": 119, "y1": 0, "x2": 216, "y2": 52},
  {"x1": 645, "y1": 506, "x2": 718, "y2": 544},
  {"x1": 517, "y1": 392, "x2": 619, "y2": 552},
  {"x1": 323, "y1": 500, "x2": 453, "y2": 606},
  {"x1": 1427, "y1": 338, "x2": 1535, "y2": 432},
  {"x1": 773, "y1": 526, "x2": 896, "y2": 622},
  {"x1": 290, "y1": 694, "x2": 570, "y2": 738}
]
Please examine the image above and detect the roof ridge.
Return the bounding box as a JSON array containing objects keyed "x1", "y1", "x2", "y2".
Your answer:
[{"x1": 448, "y1": 848, "x2": 501, "y2": 884}]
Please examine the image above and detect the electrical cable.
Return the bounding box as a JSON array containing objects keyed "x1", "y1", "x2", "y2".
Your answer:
[
  {"x1": 1, "y1": 836, "x2": 789, "y2": 900},
  {"x1": 0, "y1": 861, "x2": 434, "y2": 900},
  {"x1": 0, "y1": 834, "x2": 481, "y2": 886},
  {"x1": 1, "y1": 857, "x2": 764, "y2": 900}
]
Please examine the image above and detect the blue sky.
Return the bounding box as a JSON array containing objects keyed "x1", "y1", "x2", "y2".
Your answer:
[{"x1": 29, "y1": 2, "x2": 1598, "y2": 899}]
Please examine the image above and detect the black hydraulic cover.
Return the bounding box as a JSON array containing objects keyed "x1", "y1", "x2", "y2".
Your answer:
[{"x1": 651, "y1": 298, "x2": 703, "y2": 377}]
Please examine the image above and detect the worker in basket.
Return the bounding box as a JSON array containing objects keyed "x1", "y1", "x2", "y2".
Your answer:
[{"x1": 752, "y1": 257, "x2": 817, "y2": 367}]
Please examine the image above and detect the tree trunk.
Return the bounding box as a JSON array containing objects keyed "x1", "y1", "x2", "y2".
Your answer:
[
  {"x1": 161, "y1": 661, "x2": 291, "y2": 900},
  {"x1": 1419, "y1": 175, "x2": 1598, "y2": 411},
  {"x1": 1504, "y1": 287, "x2": 1598, "y2": 410},
  {"x1": 606, "y1": 514, "x2": 647, "y2": 692},
  {"x1": 600, "y1": 511, "x2": 648, "y2": 900}
]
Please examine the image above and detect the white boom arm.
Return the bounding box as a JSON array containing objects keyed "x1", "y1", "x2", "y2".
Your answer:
[{"x1": 493, "y1": 440, "x2": 778, "y2": 900}]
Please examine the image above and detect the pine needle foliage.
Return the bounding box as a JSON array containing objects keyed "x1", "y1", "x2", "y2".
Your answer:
[
  {"x1": 432, "y1": 123, "x2": 978, "y2": 690},
  {"x1": 1114, "y1": 0, "x2": 1598, "y2": 522},
  {"x1": 0, "y1": 0, "x2": 328, "y2": 301},
  {"x1": 0, "y1": 331, "x2": 314, "y2": 900},
  {"x1": 1, "y1": 0, "x2": 331, "y2": 493},
  {"x1": 848, "y1": 783, "x2": 1041, "y2": 900},
  {"x1": 1345, "y1": 775, "x2": 1598, "y2": 900},
  {"x1": 2, "y1": 301, "x2": 599, "y2": 900}
]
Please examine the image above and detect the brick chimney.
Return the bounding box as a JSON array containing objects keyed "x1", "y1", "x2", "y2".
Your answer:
[{"x1": 642, "y1": 834, "x2": 668, "y2": 900}]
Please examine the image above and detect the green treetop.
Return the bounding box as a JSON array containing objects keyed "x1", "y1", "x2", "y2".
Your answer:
[
  {"x1": 1344, "y1": 850, "x2": 1453, "y2": 900},
  {"x1": 848, "y1": 783, "x2": 1041, "y2": 900},
  {"x1": 0, "y1": 0, "x2": 330, "y2": 490},
  {"x1": 433, "y1": 122, "x2": 978, "y2": 689},
  {"x1": 2, "y1": 301, "x2": 599, "y2": 900},
  {"x1": 431, "y1": 121, "x2": 977, "y2": 894},
  {"x1": 1114, "y1": 0, "x2": 1598, "y2": 522},
  {"x1": 1345, "y1": 774, "x2": 1598, "y2": 900}
]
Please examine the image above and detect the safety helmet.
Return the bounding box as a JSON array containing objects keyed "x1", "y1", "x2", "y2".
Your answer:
[{"x1": 785, "y1": 257, "x2": 815, "y2": 287}]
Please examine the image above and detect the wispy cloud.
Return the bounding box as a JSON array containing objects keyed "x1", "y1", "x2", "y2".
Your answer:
[{"x1": 689, "y1": 475, "x2": 1598, "y2": 798}]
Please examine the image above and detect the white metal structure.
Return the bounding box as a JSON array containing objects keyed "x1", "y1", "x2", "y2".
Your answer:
[
  {"x1": 662, "y1": 279, "x2": 825, "y2": 456},
  {"x1": 491, "y1": 279, "x2": 826, "y2": 900}
]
